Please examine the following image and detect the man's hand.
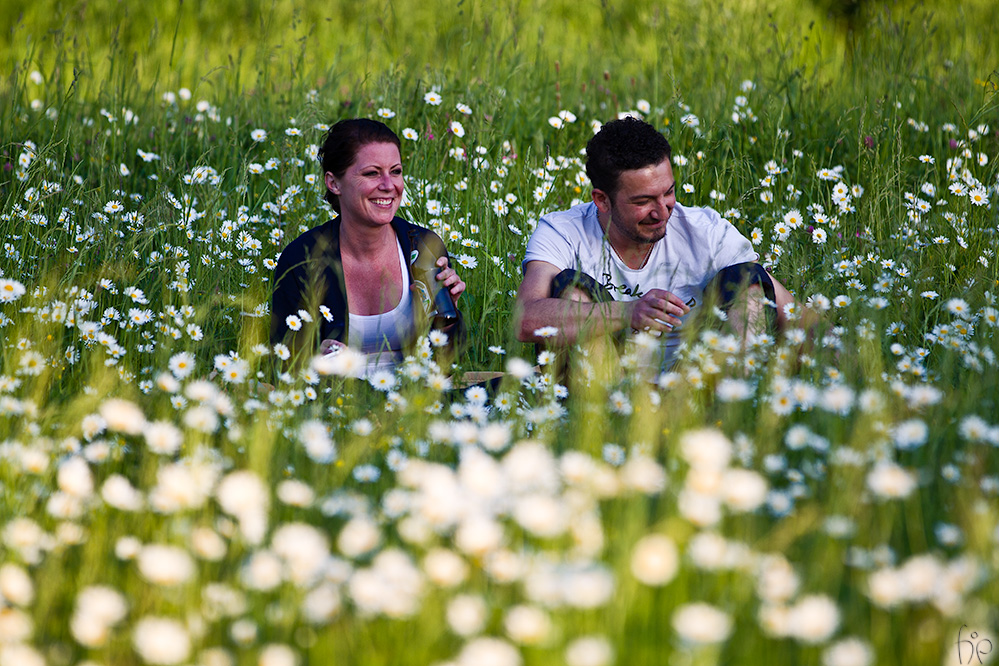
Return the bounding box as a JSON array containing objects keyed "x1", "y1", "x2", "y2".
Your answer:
[{"x1": 629, "y1": 289, "x2": 691, "y2": 332}]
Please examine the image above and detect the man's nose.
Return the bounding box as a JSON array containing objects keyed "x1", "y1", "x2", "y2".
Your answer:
[{"x1": 651, "y1": 198, "x2": 668, "y2": 220}]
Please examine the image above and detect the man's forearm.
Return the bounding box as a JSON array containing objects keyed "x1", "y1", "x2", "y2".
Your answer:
[{"x1": 516, "y1": 298, "x2": 631, "y2": 344}]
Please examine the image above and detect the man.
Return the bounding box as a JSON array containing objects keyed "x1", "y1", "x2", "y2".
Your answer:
[{"x1": 514, "y1": 116, "x2": 795, "y2": 366}]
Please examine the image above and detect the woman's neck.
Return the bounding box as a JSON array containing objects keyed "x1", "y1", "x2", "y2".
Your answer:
[{"x1": 338, "y1": 217, "x2": 396, "y2": 257}]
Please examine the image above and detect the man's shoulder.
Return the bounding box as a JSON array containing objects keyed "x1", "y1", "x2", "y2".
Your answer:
[
  {"x1": 668, "y1": 202, "x2": 757, "y2": 266},
  {"x1": 669, "y1": 202, "x2": 743, "y2": 245},
  {"x1": 671, "y1": 202, "x2": 725, "y2": 228},
  {"x1": 524, "y1": 202, "x2": 602, "y2": 273},
  {"x1": 537, "y1": 202, "x2": 600, "y2": 239},
  {"x1": 540, "y1": 201, "x2": 596, "y2": 223}
]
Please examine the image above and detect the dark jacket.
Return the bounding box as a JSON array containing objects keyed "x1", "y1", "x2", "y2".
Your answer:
[{"x1": 270, "y1": 217, "x2": 466, "y2": 359}]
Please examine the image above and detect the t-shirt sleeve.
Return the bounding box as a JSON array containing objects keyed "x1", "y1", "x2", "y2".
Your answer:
[
  {"x1": 522, "y1": 217, "x2": 576, "y2": 274},
  {"x1": 710, "y1": 216, "x2": 759, "y2": 272}
]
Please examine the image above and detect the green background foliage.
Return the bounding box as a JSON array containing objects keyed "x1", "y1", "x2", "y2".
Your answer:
[
  {"x1": 4, "y1": 0, "x2": 998, "y2": 95},
  {"x1": 0, "y1": 3, "x2": 997, "y2": 664}
]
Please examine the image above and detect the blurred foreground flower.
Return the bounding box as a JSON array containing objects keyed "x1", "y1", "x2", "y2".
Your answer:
[
  {"x1": 631, "y1": 534, "x2": 679, "y2": 586},
  {"x1": 672, "y1": 602, "x2": 733, "y2": 644},
  {"x1": 312, "y1": 348, "x2": 366, "y2": 378},
  {"x1": 0, "y1": 279, "x2": 26, "y2": 302},
  {"x1": 866, "y1": 461, "x2": 917, "y2": 499},
  {"x1": 132, "y1": 616, "x2": 190, "y2": 664}
]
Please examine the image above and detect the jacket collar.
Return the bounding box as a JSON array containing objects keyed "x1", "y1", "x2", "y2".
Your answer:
[{"x1": 325, "y1": 216, "x2": 418, "y2": 343}]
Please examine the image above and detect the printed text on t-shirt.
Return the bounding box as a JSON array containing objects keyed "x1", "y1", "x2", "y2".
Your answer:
[{"x1": 601, "y1": 273, "x2": 644, "y2": 298}]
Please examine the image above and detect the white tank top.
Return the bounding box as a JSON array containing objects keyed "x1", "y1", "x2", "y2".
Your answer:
[{"x1": 347, "y1": 239, "x2": 414, "y2": 374}]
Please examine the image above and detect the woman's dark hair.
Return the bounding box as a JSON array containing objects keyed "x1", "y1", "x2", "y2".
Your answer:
[
  {"x1": 318, "y1": 118, "x2": 401, "y2": 213},
  {"x1": 585, "y1": 116, "x2": 672, "y2": 200}
]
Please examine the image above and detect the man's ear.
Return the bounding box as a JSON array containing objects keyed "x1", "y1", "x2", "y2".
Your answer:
[
  {"x1": 592, "y1": 188, "x2": 611, "y2": 214},
  {"x1": 324, "y1": 172, "x2": 340, "y2": 195}
]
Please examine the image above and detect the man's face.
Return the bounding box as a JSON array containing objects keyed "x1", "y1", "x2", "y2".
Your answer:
[{"x1": 596, "y1": 159, "x2": 676, "y2": 246}]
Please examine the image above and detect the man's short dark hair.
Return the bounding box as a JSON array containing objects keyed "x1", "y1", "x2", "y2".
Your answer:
[{"x1": 585, "y1": 116, "x2": 673, "y2": 199}]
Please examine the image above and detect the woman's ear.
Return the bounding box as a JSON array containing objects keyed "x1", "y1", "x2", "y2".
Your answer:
[{"x1": 325, "y1": 172, "x2": 340, "y2": 195}]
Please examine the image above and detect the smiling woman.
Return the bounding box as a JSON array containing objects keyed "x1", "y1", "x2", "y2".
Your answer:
[{"x1": 270, "y1": 118, "x2": 467, "y2": 374}]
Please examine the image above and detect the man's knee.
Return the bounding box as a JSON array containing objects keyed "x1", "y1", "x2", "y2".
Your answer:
[
  {"x1": 549, "y1": 269, "x2": 613, "y2": 303},
  {"x1": 543, "y1": 270, "x2": 622, "y2": 369},
  {"x1": 733, "y1": 284, "x2": 770, "y2": 318},
  {"x1": 712, "y1": 263, "x2": 775, "y2": 308},
  {"x1": 565, "y1": 287, "x2": 593, "y2": 303},
  {"x1": 711, "y1": 263, "x2": 778, "y2": 333}
]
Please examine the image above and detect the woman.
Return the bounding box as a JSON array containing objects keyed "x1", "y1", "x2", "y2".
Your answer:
[{"x1": 270, "y1": 119, "x2": 466, "y2": 373}]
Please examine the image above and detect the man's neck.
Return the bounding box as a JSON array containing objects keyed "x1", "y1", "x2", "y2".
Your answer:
[
  {"x1": 610, "y1": 237, "x2": 655, "y2": 270},
  {"x1": 598, "y1": 210, "x2": 655, "y2": 270}
]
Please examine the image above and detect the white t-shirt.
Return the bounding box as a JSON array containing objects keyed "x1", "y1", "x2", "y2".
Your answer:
[
  {"x1": 348, "y1": 239, "x2": 415, "y2": 375},
  {"x1": 523, "y1": 201, "x2": 758, "y2": 363}
]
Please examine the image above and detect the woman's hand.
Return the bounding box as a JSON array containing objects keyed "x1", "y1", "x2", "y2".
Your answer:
[
  {"x1": 435, "y1": 256, "x2": 466, "y2": 304},
  {"x1": 320, "y1": 338, "x2": 346, "y2": 356}
]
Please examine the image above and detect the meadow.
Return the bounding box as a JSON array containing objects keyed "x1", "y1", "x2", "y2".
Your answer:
[{"x1": 1, "y1": 0, "x2": 998, "y2": 664}]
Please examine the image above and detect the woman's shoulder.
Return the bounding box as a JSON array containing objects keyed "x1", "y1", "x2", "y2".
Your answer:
[
  {"x1": 273, "y1": 220, "x2": 339, "y2": 277},
  {"x1": 392, "y1": 217, "x2": 453, "y2": 264},
  {"x1": 392, "y1": 216, "x2": 447, "y2": 246},
  {"x1": 392, "y1": 216, "x2": 436, "y2": 236},
  {"x1": 280, "y1": 220, "x2": 337, "y2": 258}
]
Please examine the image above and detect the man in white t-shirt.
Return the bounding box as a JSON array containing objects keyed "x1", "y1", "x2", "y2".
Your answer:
[{"x1": 515, "y1": 116, "x2": 795, "y2": 364}]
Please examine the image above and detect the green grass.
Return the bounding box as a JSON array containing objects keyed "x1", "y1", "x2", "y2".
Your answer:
[{"x1": 0, "y1": 1, "x2": 998, "y2": 665}]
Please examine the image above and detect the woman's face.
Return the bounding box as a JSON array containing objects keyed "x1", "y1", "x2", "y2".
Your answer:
[{"x1": 325, "y1": 142, "x2": 404, "y2": 228}]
